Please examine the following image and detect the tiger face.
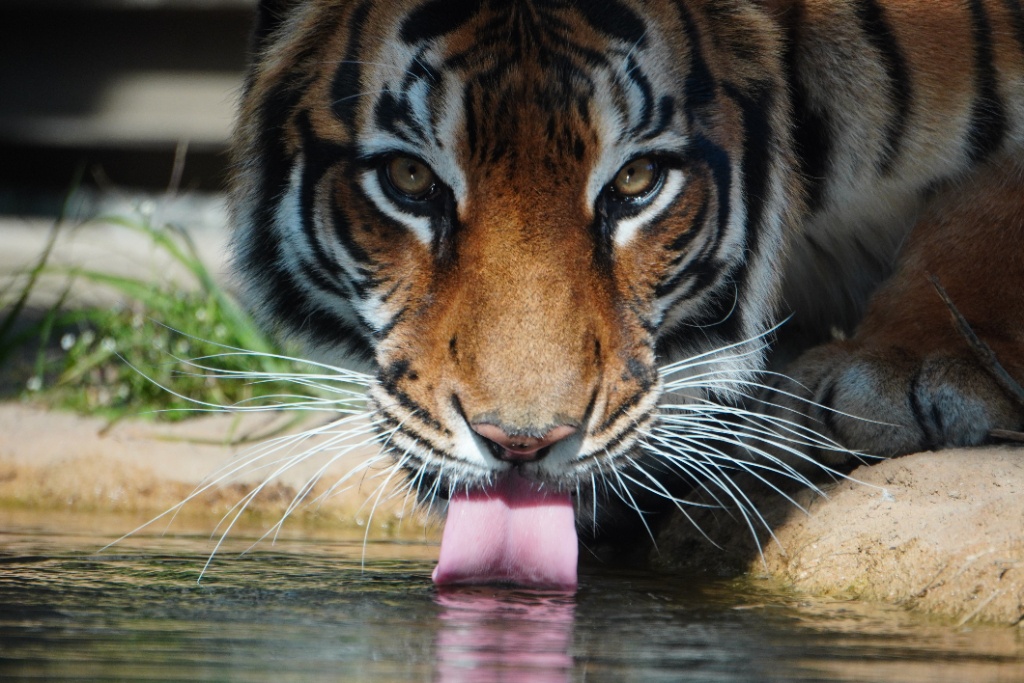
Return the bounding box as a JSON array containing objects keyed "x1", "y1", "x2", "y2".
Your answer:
[
  {"x1": 231, "y1": 0, "x2": 793, "y2": 509},
  {"x1": 234, "y1": 0, "x2": 1024, "y2": 588}
]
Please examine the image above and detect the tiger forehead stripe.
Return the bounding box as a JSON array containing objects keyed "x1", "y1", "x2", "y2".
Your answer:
[
  {"x1": 342, "y1": 0, "x2": 701, "y2": 221},
  {"x1": 397, "y1": 0, "x2": 661, "y2": 165}
]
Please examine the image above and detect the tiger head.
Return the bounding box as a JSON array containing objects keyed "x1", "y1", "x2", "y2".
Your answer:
[{"x1": 231, "y1": 0, "x2": 798, "y2": 585}]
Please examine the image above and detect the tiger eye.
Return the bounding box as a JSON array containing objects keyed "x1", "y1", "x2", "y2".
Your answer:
[
  {"x1": 386, "y1": 156, "x2": 437, "y2": 198},
  {"x1": 612, "y1": 157, "x2": 658, "y2": 197}
]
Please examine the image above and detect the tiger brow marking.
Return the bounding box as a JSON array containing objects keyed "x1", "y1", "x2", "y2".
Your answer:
[{"x1": 330, "y1": 0, "x2": 373, "y2": 128}]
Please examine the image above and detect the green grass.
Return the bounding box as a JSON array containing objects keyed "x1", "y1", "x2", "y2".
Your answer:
[{"x1": 0, "y1": 208, "x2": 319, "y2": 422}]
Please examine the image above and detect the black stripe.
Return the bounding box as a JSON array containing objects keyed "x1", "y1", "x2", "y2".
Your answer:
[
  {"x1": 653, "y1": 198, "x2": 709, "y2": 300},
  {"x1": 689, "y1": 133, "x2": 732, "y2": 250},
  {"x1": 624, "y1": 56, "x2": 656, "y2": 138},
  {"x1": 597, "y1": 387, "x2": 654, "y2": 435},
  {"x1": 378, "y1": 359, "x2": 448, "y2": 433},
  {"x1": 722, "y1": 81, "x2": 774, "y2": 261},
  {"x1": 655, "y1": 239, "x2": 722, "y2": 306},
  {"x1": 655, "y1": 295, "x2": 737, "y2": 362},
  {"x1": 907, "y1": 366, "x2": 937, "y2": 450},
  {"x1": 400, "y1": 0, "x2": 479, "y2": 43},
  {"x1": 853, "y1": 0, "x2": 913, "y2": 174},
  {"x1": 386, "y1": 390, "x2": 447, "y2": 434},
  {"x1": 247, "y1": 81, "x2": 302, "y2": 269},
  {"x1": 966, "y1": 0, "x2": 1008, "y2": 164},
  {"x1": 371, "y1": 305, "x2": 407, "y2": 340},
  {"x1": 329, "y1": 200, "x2": 372, "y2": 280},
  {"x1": 384, "y1": 417, "x2": 450, "y2": 461},
  {"x1": 431, "y1": 188, "x2": 461, "y2": 265},
  {"x1": 642, "y1": 96, "x2": 677, "y2": 141},
  {"x1": 330, "y1": 0, "x2": 372, "y2": 129},
  {"x1": 262, "y1": 261, "x2": 374, "y2": 363},
  {"x1": 577, "y1": 0, "x2": 648, "y2": 47},
  {"x1": 295, "y1": 255, "x2": 352, "y2": 302},
  {"x1": 451, "y1": 7, "x2": 612, "y2": 72},
  {"x1": 1005, "y1": 0, "x2": 1024, "y2": 54},
  {"x1": 374, "y1": 90, "x2": 430, "y2": 145},
  {"x1": 666, "y1": 194, "x2": 708, "y2": 253},
  {"x1": 671, "y1": 0, "x2": 717, "y2": 114},
  {"x1": 294, "y1": 114, "x2": 357, "y2": 299},
  {"x1": 674, "y1": 274, "x2": 744, "y2": 335},
  {"x1": 378, "y1": 281, "x2": 403, "y2": 305},
  {"x1": 403, "y1": 48, "x2": 442, "y2": 91},
  {"x1": 781, "y1": 2, "x2": 832, "y2": 211}
]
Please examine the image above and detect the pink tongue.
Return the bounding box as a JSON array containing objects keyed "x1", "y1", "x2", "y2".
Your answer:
[{"x1": 432, "y1": 471, "x2": 578, "y2": 590}]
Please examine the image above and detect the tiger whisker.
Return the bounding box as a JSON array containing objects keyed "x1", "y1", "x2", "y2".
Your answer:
[
  {"x1": 656, "y1": 405, "x2": 846, "y2": 472},
  {"x1": 663, "y1": 371, "x2": 897, "y2": 436},
  {"x1": 652, "y1": 406, "x2": 837, "y2": 484},
  {"x1": 617, "y1": 460, "x2": 724, "y2": 549},
  {"x1": 638, "y1": 432, "x2": 762, "y2": 523},
  {"x1": 330, "y1": 89, "x2": 394, "y2": 108},
  {"x1": 606, "y1": 465, "x2": 659, "y2": 546},
  {"x1": 652, "y1": 433, "x2": 820, "y2": 510},
  {"x1": 194, "y1": 414, "x2": 379, "y2": 493},
  {"x1": 99, "y1": 411, "x2": 375, "y2": 554},
  {"x1": 262, "y1": 428, "x2": 398, "y2": 547},
  {"x1": 658, "y1": 341, "x2": 774, "y2": 379},
  {"x1": 203, "y1": 422, "x2": 389, "y2": 575},
  {"x1": 356, "y1": 451, "x2": 415, "y2": 568},
  {"x1": 638, "y1": 441, "x2": 777, "y2": 558}
]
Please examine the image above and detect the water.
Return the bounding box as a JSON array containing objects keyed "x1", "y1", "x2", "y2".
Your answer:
[{"x1": 1, "y1": 513, "x2": 1022, "y2": 682}]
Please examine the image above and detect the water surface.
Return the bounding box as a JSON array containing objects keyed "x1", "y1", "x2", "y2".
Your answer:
[{"x1": 1, "y1": 513, "x2": 1021, "y2": 682}]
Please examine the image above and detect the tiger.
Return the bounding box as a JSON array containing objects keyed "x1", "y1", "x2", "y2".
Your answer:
[{"x1": 228, "y1": 0, "x2": 1024, "y2": 589}]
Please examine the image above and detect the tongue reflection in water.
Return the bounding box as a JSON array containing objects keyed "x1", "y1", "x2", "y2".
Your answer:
[
  {"x1": 432, "y1": 470, "x2": 579, "y2": 590},
  {"x1": 434, "y1": 587, "x2": 576, "y2": 682}
]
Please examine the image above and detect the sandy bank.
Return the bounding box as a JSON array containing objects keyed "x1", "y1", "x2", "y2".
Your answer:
[{"x1": 655, "y1": 447, "x2": 1024, "y2": 625}]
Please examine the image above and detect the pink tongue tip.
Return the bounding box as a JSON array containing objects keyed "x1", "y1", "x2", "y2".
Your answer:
[{"x1": 432, "y1": 471, "x2": 578, "y2": 590}]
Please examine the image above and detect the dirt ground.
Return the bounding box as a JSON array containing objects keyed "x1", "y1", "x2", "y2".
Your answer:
[
  {"x1": 0, "y1": 401, "x2": 424, "y2": 537},
  {"x1": 2, "y1": 400, "x2": 1022, "y2": 625}
]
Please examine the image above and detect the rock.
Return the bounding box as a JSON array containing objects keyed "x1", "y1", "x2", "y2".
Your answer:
[{"x1": 654, "y1": 448, "x2": 1024, "y2": 625}]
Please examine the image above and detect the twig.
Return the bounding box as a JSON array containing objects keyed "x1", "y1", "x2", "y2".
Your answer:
[
  {"x1": 989, "y1": 429, "x2": 1024, "y2": 443},
  {"x1": 929, "y1": 275, "x2": 1024, "y2": 411}
]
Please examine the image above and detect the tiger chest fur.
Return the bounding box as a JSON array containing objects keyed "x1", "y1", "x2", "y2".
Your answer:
[{"x1": 230, "y1": 0, "x2": 1024, "y2": 588}]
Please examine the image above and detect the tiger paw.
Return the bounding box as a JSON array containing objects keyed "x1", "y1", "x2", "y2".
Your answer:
[{"x1": 762, "y1": 341, "x2": 1024, "y2": 465}]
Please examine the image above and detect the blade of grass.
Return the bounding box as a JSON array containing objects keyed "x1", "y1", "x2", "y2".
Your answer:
[
  {"x1": 0, "y1": 167, "x2": 84, "y2": 366},
  {"x1": 0, "y1": 223, "x2": 63, "y2": 365}
]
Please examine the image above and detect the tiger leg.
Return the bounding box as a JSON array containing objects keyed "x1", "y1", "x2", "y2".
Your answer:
[{"x1": 769, "y1": 158, "x2": 1024, "y2": 465}]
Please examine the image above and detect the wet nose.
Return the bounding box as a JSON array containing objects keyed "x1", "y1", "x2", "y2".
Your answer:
[{"x1": 472, "y1": 423, "x2": 578, "y2": 462}]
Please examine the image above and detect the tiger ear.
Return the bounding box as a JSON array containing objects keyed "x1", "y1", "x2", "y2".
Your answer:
[{"x1": 251, "y1": 0, "x2": 304, "y2": 52}]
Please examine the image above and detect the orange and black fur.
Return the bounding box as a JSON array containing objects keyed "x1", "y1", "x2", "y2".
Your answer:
[{"x1": 230, "y1": 0, "x2": 1024, "y2": 541}]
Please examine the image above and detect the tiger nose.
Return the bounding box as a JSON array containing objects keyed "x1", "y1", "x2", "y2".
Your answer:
[{"x1": 472, "y1": 423, "x2": 578, "y2": 462}]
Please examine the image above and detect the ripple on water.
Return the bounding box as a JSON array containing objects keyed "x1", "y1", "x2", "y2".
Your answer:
[{"x1": 0, "y1": 514, "x2": 1021, "y2": 682}]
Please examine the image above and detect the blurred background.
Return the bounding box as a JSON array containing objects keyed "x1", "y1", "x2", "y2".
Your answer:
[
  {"x1": 1, "y1": 0, "x2": 256, "y2": 215},
  {"x1": 0, "y1": 0, "x2": 276, "y2": 409}
]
